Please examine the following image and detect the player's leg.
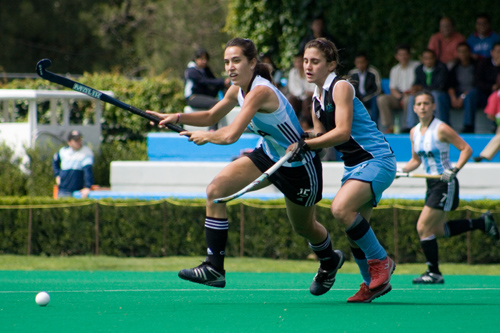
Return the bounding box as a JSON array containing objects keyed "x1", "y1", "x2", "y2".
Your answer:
[
  {"x1": 347, "y1": 201, "x2": 374, "y2": 287},
  {"x1": 332, "y1": 180, "x2": 395, "y2": 290},
  {"x1": 179, "y1": 156, "x2": 265, "y2": 288},
  {"x1": 444, "y1": 212, "x2": 499, "y2": 242},
  {"x1": 413, "y1": 205, "x2": 445, "y2": 284},
  {"x1": 286, "y1": 200, "x2": 345, "y2": 296}
]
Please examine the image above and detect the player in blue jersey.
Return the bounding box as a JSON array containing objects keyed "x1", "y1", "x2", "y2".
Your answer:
[
  {"x1": 398, "y1": 90, "x2": 498, "y2": 284},
  {"x1": 147, "y1": 38, "x2": 343, "y2": 289},
  {"x1": 287, "y1": 38, "x2": 396, "y2": 303}
]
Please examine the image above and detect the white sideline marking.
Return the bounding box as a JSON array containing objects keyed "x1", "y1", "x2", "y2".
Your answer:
[{"x1": 2, "y1": 287, "x2": 500, "y2": 294}]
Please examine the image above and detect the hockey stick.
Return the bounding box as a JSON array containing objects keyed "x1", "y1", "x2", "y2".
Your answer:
[
  {"x1": 213, "y1": 151, "x2": 294, "y2": 203},
  {"x1": 395, "y1": 172, "x2": 441, "y2": 179},
  {"x1": 36, "y1": 59, "x2": 184, "y2": 133}
]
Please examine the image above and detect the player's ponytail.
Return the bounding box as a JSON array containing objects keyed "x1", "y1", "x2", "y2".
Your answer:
[{"x1": 254, "y1": 62, "x2": 273, "y2": 83}]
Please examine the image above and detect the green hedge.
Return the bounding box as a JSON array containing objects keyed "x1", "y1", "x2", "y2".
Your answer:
[{"x1": 1, "y1": 197, "x2": 499, "y2": 264}]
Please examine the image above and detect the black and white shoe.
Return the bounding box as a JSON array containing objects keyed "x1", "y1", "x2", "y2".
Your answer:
[
  {"x1": 482, "y1": 211, "x2": 499, "y2": 244},
  {"x1": 412, "y1": 271, "x2": 444, "y2": 284},
  {"x1": 310, "y1": 250, "x2": 345, "y2": 296},
  {"x1": 178, "y1": 259, "x2": 226, "y2": 288}
]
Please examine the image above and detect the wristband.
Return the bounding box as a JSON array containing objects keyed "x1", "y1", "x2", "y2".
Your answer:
[{"x1": 175, "y1": 113, "x2": 181, "y2": 124}]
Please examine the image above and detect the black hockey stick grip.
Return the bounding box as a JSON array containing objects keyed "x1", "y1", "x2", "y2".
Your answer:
[{"x1": 36, "y1": 59, "x2": 184, "y2": 133}]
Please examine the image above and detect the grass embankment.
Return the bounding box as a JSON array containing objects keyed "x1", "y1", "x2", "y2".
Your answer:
[{"x1": 1, "y1": 255, "x2": 499, "y2": 275}]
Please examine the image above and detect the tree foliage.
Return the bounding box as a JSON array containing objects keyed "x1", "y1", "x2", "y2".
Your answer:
[
  {"x1": 0, "y1": 0, "x2": 229, "y2": 77},
  {"x1": 225, "y1": 0, "x2": 500, "y2": 76}
]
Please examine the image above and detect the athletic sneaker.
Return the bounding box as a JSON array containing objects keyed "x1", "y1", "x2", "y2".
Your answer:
[
  {"x1": 482, "y1": 211, "x2": 499, "y2": 243},
  {"x1": 367, "y1": 256, "x2": 395, "y2": 290},
  {"x1": 178, "y1": 259, "x2": 226, "y2": 288},
  {"x1": 412, "y1": 271, "x2": 444, "y2": 284},
  {"x1": 310, "y1": 250, "x2": 345, "y2": 296},
  {"x1": 347, "y1": 282, "x2": 392, "y2": 303}
]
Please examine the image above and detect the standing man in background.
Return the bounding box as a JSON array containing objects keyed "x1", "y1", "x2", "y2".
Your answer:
[{"x1": 53, "y1": 130, "x2": 94, "y2": 199}]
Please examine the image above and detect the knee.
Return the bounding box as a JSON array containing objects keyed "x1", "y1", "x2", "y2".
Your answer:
[
  {"x1": 416, "y1": 222, "x2": 429, "y2": 238},
  {"x1": 206, "y1": 182, "x2": 224, "y2": 204},
  {"x1": 331, "y1": 204, "x2": 352, "y2": 226}
]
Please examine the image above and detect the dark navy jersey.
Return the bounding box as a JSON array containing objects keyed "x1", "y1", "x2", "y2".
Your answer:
[{"x1": 312, "y1": 73, "x2": 394, "y2": 166}]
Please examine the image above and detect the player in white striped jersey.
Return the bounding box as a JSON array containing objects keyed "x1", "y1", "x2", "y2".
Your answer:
[
  {"x1": 399, "y1": 91, "x2": 498, "y2": 284},
  {"x1": 148, "y1": 38, "x2": 343, "y2": 289}
]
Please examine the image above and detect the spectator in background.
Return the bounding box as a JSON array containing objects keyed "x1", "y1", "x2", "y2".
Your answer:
[
  {"x1": 298, "y1": 15, "x2": 338, "y2": 55},
  {"x1": 184, "y1": 48, "x2": 231, "y2": 110},
  {"x1": 475, "y1": 42, "x2": 500, "y2": 111},
  {"x1": 447, "y1": 42, "x2": 478, "y2": 133},
  {"x1": 467, "y1": 13, "x2": 500, "y2": 60},
  {"x1": 53, "y1": 130, "x2": 94, "y2": 199},
  {"x1": 348, "y1": 52, "x2": 382, "y2": 126},
  {"x1": 428, "y1": 16, "x2": 465, "y2": 69},
  {"x1": 261, "y1": 52, "x2": 285, "y2": 91},
  {"x1": 377, "y1": 44, "x2": 419, "y2": 133},
  {"x1": 287, "y1": 52, "x2": 315, "y2": 129},
  {"x1": 473, "y1": 90, "x2": 500, "y2": 162},
  {"x1": 406, "y1": 49, "x2": 449, "y2": 130}
]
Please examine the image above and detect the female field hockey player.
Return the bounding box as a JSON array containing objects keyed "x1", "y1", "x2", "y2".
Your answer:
[
  {"x1": 147, "y1": 38, "x2": 344, "y2": 291},
  {"x1": 286, "y1": 38, "x2": 396, "y2": 303},
  {"x1": 398, "y1": 90, "x2": 499, "y2": 284}
]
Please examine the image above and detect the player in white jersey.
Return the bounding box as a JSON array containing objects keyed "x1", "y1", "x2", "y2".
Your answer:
[
  {"x1": 148, "y1": 38, "x2": 343, "y2": 289},
  {"x1": 399, "y1": 91, "x2": 498, "y2": 284},
  {"x1": 288, "y1": 38, "x2": 396, "y2": 303}
]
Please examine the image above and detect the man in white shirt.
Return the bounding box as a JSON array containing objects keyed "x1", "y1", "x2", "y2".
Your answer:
[{"x1": 377, "y1": 45, "x2": 420, "y2": 133}]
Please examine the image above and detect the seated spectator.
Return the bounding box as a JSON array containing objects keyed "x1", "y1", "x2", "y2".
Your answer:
[
  {"x1": 428, "y1": 16, "x2": 466, "y2": 69},
  {"x1": 52, "y1": 130, "x2": 94, "y2": 199},
  {"x1": 286, "y1": 53, "x2": 315, "y2": 129},
  {"x1": 406, "y1": 49, "x2": 450, "y2": 130},
  {"x1": 261, "y1": 52, "x2": 285, "y2": 91},
  {"x1": 473, "y1": 91, "x2": 500, "y2": 162},
  {"x1": 377, "y1": 44, "x2": 419, "y2": 133},
  {"x1": 348, "y1": 52, "x2": 382, "y2": 125},
  {"x1": 184, "y1": 48, "x2": 230, "y2": 110},
  {"x1": 447, "y1": 42, "x2": 478, "y2": 133},
  {"x1": 475, "y1": 42, "x2": 500, "y2": 111},
  {"x1": 467, "y1": 13, "x2": 500, "y2": 60}
]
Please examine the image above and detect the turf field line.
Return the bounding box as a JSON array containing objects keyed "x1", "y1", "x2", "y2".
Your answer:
[{"x1": 3, "y1": 287, "x2": 500, "y2": 294}]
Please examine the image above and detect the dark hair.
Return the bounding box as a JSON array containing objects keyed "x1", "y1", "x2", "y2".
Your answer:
[
  {"x1": 354, "y1": 51, "x2": 368, "y2": 61},
  {"x1": 225, "y1": 38, "x2": 272, "y2": 82},
  {"x1": 422, "y1": 48, "x2": 437, "y2": 58},
  {"x1": 415, "y1": 90, "x2": 435, "y2": 103},
  {"x1": 304, "y1": 38, "x2": 340, "y2": 71},
  {"x1": 194, "y1": 48, "x2": 209, "y2": 60},
  {"x1": 457, "y1": 42, "x2": 470, "y2": 50},
  {"x1": 395, "y1": 44, "x2": 411, "y2": 54},
  {"x1": 439, "y1": 16, "x2": 454, "y2": 26},
  {"x1": 476, "y1": 12, "x2": 491, "y2": 22},
  {"x1": 493, "y1": 41, "x2": 500, "y2": 50}
]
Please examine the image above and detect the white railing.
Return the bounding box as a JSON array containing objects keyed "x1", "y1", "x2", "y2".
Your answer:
[{"x1": 0, "y1": 89, "x2": 113, "y2": 160}]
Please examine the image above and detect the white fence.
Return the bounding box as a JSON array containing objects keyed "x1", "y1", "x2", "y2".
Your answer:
[{"x1": 0, "y1": 89, "x2": 113, "y2": 161}]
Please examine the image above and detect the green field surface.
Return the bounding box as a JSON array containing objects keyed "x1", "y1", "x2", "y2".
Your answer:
[{"x1": 1, "y1": 256, "x2": 499, "y2": 332}]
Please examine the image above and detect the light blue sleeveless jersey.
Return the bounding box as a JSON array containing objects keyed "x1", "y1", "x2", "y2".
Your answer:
[
  {"x1": 238, "y1": 75, "x2": 314, "y2": 167},
  {"x1": 413, "y1": 118, "x2": 452, "y2": 175}
]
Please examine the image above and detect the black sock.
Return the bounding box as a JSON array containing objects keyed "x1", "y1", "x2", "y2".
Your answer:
[
  {"x1": 350, "y1": 246, "x2": 366, "y2": 260},
  {"x1": 309, "y1": 234, "x2": 338, "y2": 270},
  {"x1": 444, "y1": 218, "x2": 485, "y2": 237},
  {"x1": 420, "y1": 237, "x2": 440, "y2": 274},
  {"x1": 205, "y1": 217, "x2": 228, "y2": 271}
]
